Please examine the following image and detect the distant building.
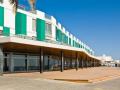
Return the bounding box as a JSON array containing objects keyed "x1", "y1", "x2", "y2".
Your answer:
[
  {"x1": 114, "y1": 60, "x2": 120, "y2": 67},
  {"x1": 97, "y1": 54, "x2": 120, "y2": 67}
]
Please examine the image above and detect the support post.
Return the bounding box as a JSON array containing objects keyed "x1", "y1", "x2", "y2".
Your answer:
[
  {"x1": 81, "y1": 58, "x2": 83, "y2": 68},
  {"x1": 0, "y1": 45, "x2": 3, "y2": 76},
  {"x1": 60, "y1": 50, "x2": 64, "y2": 72},
  {"x1": 90, "y1": 59, "x2": 92, "y2": 67},
  {"x1": 26, "y1": 54, "x2": 29, "y2": 72},
  {"x1": 70, "y1": 58, "x2": 72, "y2": 69},
  {"x1": 85, "y1": 56, "x2": 88, "y2": 68},
  {"x1": 79, "y1": 57, "x2": 81, "y2": 68},
  {"x1": 82, "y1": 59, "x2": 84, "y2": 68},
  {"x1": 48, "y1": 56, "x2": 50, "y2": 70},
  {"x1": 40, "y1": 48, "x2": 44, "y2": 73},
  {"x1": 91, "y1": 59, "x2": 93, "y2": 67},
  {"x1": 9, "y1": 52, "x2": 14, "y2": 73},
  {"x1": 93, "y1": 59, "x2": 95, "y2": 67},
  {"x1": 76, "y1": 52, "x2": 79, "y2": 71},
  {"x1": 92, "y1": 59, "x2": 94, "y2": 67}
]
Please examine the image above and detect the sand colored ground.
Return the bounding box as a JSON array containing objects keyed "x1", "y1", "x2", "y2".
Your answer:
[{"x1": 4, "y1": 67, "x2": 120, "y2": 83}]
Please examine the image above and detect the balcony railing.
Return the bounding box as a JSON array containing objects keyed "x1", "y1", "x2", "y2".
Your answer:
[
  {"x1": 12, "y1": 34, "x2": 37, "y2": 40},
  {"x1": 0, "y1": 34, "x2": 93, "y2": 55}
]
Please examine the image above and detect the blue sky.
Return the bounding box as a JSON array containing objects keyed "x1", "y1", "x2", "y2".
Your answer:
[{"x1": 19, "y1": 0, "x2": 120, "y2": 60}]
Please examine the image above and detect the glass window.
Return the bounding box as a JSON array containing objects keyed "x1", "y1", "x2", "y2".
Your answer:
[
  {"x1": 13, "y1": 55, "x2": 26, "y2": 71},
  {"x1": 46, "y1": 23, "x2": 52, "y2": 37},
  {"x1": 28, "y1": 56, "x2": 39, "y2": 71}
]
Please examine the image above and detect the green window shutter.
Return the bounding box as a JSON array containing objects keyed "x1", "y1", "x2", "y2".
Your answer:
[
  {"x1": 77, "y1": 43, "x2": 79, "y2": 48},
  {"x1": 62, "y1": 33, "x2": 65, "y2": 43},
  {"x1": 62, "y1": 33, "x2": 64, "y2": 43},
  {"x1": 56, "y1": 27, "x2": 62, "y2": 42},
  {"x1": 73, "y1": 40, "x2": 75, "y2": 47},
  {"x1": 36, "y1": 18, "x2": 45, "y2": 41},
  {"x1": 62, "y1": 33, "x2": 68, "y2": 44},
  {"x1": 0, "y1": 6, "x2": 4, "y2": 26},
  {"x1": 59, "y1": 30, "x2": 62, "y2": 42},
  {"x1": 15, "y1": 12, "x2": 27, "y2": 35},
  {"x1": 66, "y1": 36, "x2": 68, "y2": 44},
  {"x1": 76, "y1": 42, "x2": 77, "y2": 47},
  {"x1": 75, "y1": 42, "x2": 77, "y2": 47},
  {"x1": 81, "y1": 45, "x2": 83, "y2": 48},
  {"x1": 69, "y1": 38, "x2": 71, "y2": 45},
  {"x1": 79, "y1": 44, "x2": 80, "y2": 48},
  {"x1": 56, "y1": 28, "x2": 59, "y2": 41},
  {"x1": 3, "y1": 27, "x2": 10, "y2": 36}
]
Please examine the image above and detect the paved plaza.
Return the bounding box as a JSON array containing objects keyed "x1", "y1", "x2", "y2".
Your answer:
[
  {"x1": 0, "y1": 67, "x2": 120, "y2": 90},
  {"x1": 4, "y1": 67, "x2": 120, "y2": 83},
  {"x1": 0, "y1": 75, "x2": 120, "y2": 90}
]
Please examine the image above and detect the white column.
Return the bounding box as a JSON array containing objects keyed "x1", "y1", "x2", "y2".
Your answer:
[{"x1": 51, "y1": 16, "x2": 56, "y2": 41}]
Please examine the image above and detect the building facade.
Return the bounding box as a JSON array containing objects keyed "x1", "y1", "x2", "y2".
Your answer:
[
  {"x1": 98, "y1": 54, "x2": 120, "y2": 67},
  {"x1": 0, "y1": 0, "x2": 101, "y2": 75}
]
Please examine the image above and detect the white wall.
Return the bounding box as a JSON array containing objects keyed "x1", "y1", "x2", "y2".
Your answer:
[
  {"x1": 27, "y1": 16, "x2": 36, "y2": 37},
  {"x1": 3, "y1": 0, "x2": 12, "y2": 9},
  {"x1": 1, "y1": 1, "x2": 94, "y2": 55},
  {"x1": 51, "y1": 16, "x2": 56, "y2": 41},
  {"x1": 0, "y1": 26, "x2": 3, "y2": 31},
  {"x1": 4, "y1": 8, "x2": 15, "y2": 28},
  {"x1": 4, "y1": 5, "x2": 15, "y2": 35}
]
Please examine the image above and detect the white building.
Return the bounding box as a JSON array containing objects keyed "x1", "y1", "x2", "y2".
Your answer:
[
  {"x1": 0, "y1": 0, "x2": 101, "y2": 75},
  {"x1": 98, "y1": 54, "x2": 120, "y2": 67}
]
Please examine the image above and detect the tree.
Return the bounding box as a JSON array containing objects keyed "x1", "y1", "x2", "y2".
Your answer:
[
  {"x1": 0, "y1": 0, "x2": 3, "y2": 3},
  {"x1": 9, "y1": 0, "x2": 18, "y2": 13},
  {"x1": 28, "y1": 0, "x2": 35, "y2": 11},
  {"x1": 10, "y1": 0, "x2": 36, "y2": 13},
  {"x1": 1, "y1": 0, "x2": 36, "y2": 13}
]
